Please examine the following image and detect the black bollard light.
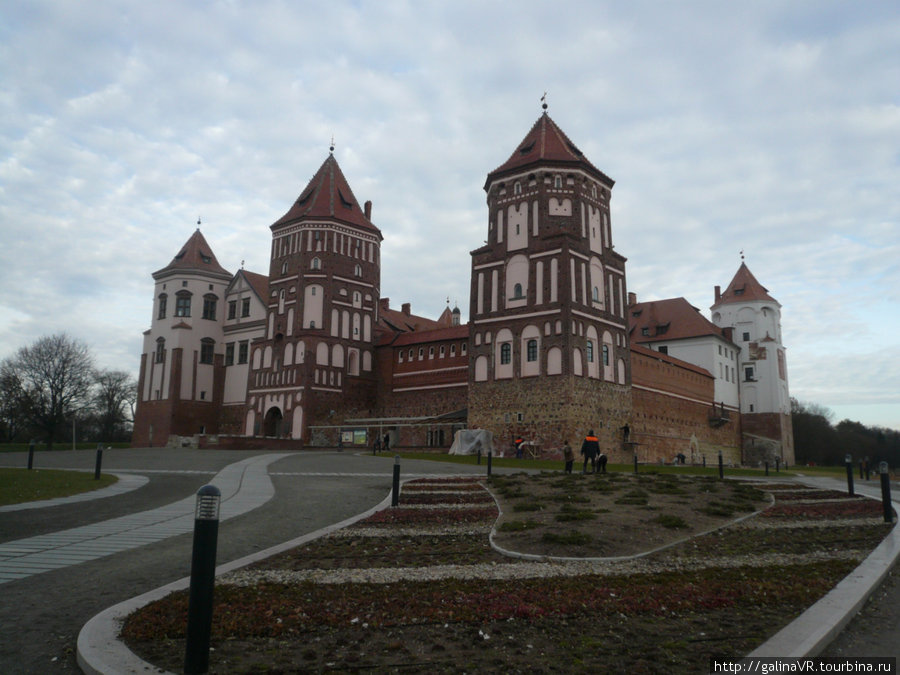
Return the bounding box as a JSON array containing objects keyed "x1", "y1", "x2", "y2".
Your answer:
[
  {"x1": 477, "y1": 448, "x2": 481, "y2": 465},
  {"x1": 633, "y1": 453, "x2": 638, "y2": 474},
  {"x1": 859, "y1": 461, "x2": 864, "y2": 480},
  {"x1": 879, "y1": 462, "x2": 893, "y2": 524},
  {"x1": 702, "y1": 455, "x2": 706, "y2": 469},
  {"x1": 391, "y1": 455, "x2": 400, "y2": 507},
  {"x1": 765, "y1": 461, "x2": 769, "y2": 477},
  {"x1": 94, "y1": 444, "x2": 103, "y2": 480},
  {"x1": 487, "y1": 450, "x2": 492, "y2": 477},
  {"x1": 776, "y1": 457, "x2": 780, "y2": 473},
  {"x1": 27, "y1": 440, "x2": 35, "y2": 470},
  {"x1": 184, "y1": 485, "x2": 221, "y2": 675},
  {"x1": 718, "y1": 451, "x2": 724, "y2": 480},
  {"x1": 865, "y1": 458, "x2": 871, "y2": 481},
  {"x1": 845, "y1": 454, "x2": 855, "y2": 496}
]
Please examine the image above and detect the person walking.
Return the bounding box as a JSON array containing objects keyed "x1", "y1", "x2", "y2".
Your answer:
[
  {"x1": 580, "y1": 430, "x2": 600, "y2": 473},
  {"x1": 563, "y1": 440, "x2": 575, "y2": 474}
]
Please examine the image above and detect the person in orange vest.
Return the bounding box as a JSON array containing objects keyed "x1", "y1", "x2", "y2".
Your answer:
[
  {"x1": 580, "y1": 430, "x2": 600, "y2": 473},
  {"x1": 514, "y1": 436, "x2": 525, "y2": 459}
]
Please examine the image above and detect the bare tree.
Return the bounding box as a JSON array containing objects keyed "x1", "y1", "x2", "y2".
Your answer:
[
  {"x1": 6, "y1": 334, "x2": 95, "y2": 449},
  {"x1": 93, "y1": 369, "x2": 137, "y2": 441},
  {"x1": 0, "y1": 360, "x2": 34, "y2": 441}
]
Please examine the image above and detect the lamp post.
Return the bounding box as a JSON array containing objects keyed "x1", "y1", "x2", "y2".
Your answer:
[
  {"x1": 184, "y1": 485, "x2": 221, "y2": 674},
  {"x1": 880, "y1": 462, "x2": 893, "y2": 524},
  {"x1": 845, "y1": 454, "x2": 855, "y2": 497}
]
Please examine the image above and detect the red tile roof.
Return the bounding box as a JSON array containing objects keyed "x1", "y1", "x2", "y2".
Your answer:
[
  {"x1": 629, "y1": 297, "x2": 731, "y2": 343},
  {"x1": 485, "y1": 112, "x2": 614, "y2": 188},
  {"x1": 712, "y1": 262, "x2": 778, "y2": 308},
  {"x1": 271, "y1": 154, "x2": 381, "y2": 237},
  {"x1": 239, "y1": 269, "x2": 269, "y2": 303},
  {"x1": 154, "y1": 229, "x2": 231, "y2": 278},
  {"x1": 384, "y1": 323, "x2": 469, "y2": 347}
]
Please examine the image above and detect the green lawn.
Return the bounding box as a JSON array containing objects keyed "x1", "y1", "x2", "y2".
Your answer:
[{"x1": 0, "y1": 468, "x2": 117, "y2": 506}]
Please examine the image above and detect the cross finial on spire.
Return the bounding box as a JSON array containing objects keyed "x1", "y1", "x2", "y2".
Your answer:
[{"x1": 541, "y1": 91, "x2": 548, "y2": 111}]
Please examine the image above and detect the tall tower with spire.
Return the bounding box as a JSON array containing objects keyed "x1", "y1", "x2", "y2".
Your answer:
[
  {"x1": 241, "y1": 152, "x2": 383, "y2": 442},
  {"x1": 711, "y1": 262, "x2": 794, "y2": 464},
  {"x1": 467, "y1": 111, "x2": 632, "y2": 453},
  {"x1": 133, "y1": 228, "x2": 232, "y2": 446}
]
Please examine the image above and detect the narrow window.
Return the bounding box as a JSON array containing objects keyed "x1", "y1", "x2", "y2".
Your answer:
[
  {"x1": 311, "y1": 257, "x2": 321, "y2": 270},
  {"x1": 157, "y1": 294, "x2": 167, "y2": 319},
  {"x1": 526, "y1": 339, "x2": 538, "y2": 362},
  {"x1": 155, "y1": 338, "x2": 165, "y2": 363},
  {"x1": 200, "y1": 338, "x2": 215, "y2": 364},
  {"x1": 225, "y1": 342, "x2": 235, "y2": 366},
  {"x1": 602, "y1": 344, "x2": 610, "y2": 366},
  {"x1": 554, "y1": 175, "x2": 562, "y2": 188},
  {"x1": 586, "y1": 341, "x2": 594, "y2": 363},
  {"x1": 513, "y1": 283, "x2": 523, "y2": 299},
  {"x1": 238, "y1": 341, "x2": 249, "y2": 364},
  {"x1": 202, "y1": 294, "x2": 217, "y2": 320},
  {"x1": 227, "y1": 300, "x2": 236, "y2": 320},
  {"x1": 241, "y1": 298, "x2": 251, "y2": 317},
  {"x1": 500, "y1": 343, "x2": 511, "y2": 365}
]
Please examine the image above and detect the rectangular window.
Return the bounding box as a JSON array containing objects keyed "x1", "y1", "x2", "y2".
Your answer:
[
  {"x1": 586, "y1": 341, "x2": 594, "y2": 362},
  {"x1": 175, "y1": 294, "x2": 191, "y2": 317},
  {"x1": 157, "y1": 295, "x2": 167, "y2": 319},
  {"x1": 744, "y1": 366, "x2": 754, "y2": 381},
  {"x1": 200, "y1": 341, "x2": 215, "y2": 364},
  {"x1": 500, "y1": 343, "x2": 511, "y2": 364},
  {"x1": 241, "y1": 298, "x2": 251, "y2": 318},
  {"x1": 155, "y1": 341, "x2": 165, "y2": 363},
  {"x1": 742, "y1": 331, "x2": 750, "y2": 342},
  {"x1": 658, "y1": 345, "x2": 668, "y2": 355},
  {"x1": 228, "y1": 300, "x2": 237, "y2": 320},
  {"x1": 225, "y1": 342, "x2": 235, "y2": 366},
  {"x1": 202, "y1": 297, "x2": 217, "y2": 320},
  {"x1": 238, "y1": 341, "x2": 249, "y2": 364},
  {"x1": 526, "y1": 339, "x2": 538, "y2": 362}
]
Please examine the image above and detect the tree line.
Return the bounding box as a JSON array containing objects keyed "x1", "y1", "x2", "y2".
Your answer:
[
  {"x1": 1, "y1": 333, "x2": 136, "y2": 449},
  {"x1": 791, "y1": 398, "x2": 899, "y2": 469}
]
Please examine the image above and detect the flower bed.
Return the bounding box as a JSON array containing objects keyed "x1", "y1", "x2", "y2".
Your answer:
[{"x1": 121, "y1": 474, "x2": 895, "y2": 674}]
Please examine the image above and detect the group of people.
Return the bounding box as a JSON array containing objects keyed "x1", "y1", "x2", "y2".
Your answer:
[
  {"x1": 561, "y1": 430, "x2": 607, "y2": 474},
  {"x1": 372, "y1": 433, "x2": 391, "y2": 454}
]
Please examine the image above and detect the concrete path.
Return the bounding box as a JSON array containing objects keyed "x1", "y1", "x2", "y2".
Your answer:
[{"x1": 0, "y1": 454, "x2": 288, "y2": 585}]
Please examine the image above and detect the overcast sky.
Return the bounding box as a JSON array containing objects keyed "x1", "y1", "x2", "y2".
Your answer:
[{"x1": 1, "y1": 1, "x2": 898, "y2": 431}]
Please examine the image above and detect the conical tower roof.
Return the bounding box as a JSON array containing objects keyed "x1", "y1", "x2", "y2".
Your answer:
[
  {"x1": 712, "y1": 262, "x2": 778, "y2": 308},
  {"x1": 485, "y1": 112, "x2": 614, "y2": 189},
  {"x1": 272, "y1": 154, "x2": 381, "y2": 238},
  {"x1": 153, "y1": 228, "x2": 231, "y2": 279}
]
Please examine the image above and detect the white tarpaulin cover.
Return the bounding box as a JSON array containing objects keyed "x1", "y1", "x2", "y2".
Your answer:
[{"x1": 448, "y1": 429, "x2": 495, "y2": 456}]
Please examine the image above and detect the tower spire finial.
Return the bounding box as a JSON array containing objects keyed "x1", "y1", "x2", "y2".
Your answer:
[
  {"x1": 197, "y1": 216, "x2": 201, "y2": 230},
  {"x1": 330, "y1": 135, "x2": 335, "y2": 154},
  {"x1": 541, "y1": 91, "x2": 548, "y2": 111}
]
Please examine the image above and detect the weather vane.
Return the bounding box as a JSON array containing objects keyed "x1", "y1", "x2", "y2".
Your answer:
[
  {"x1": 541, "y1": 91, "x2": 548, "y2": 111},
  {"x1": 197, "y1": 216, "x2": 201, "y2": 229},
  {"x1": 330, "y1": 135, "x2": 335, "y2": 153},
  {"x1": 740, "y1": 249, "x2": 745, "y2": 261}
]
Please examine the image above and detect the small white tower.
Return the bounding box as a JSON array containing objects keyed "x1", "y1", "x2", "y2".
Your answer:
[{"x1": 711, "y1": 262, "x2": 794, "y2": 465}]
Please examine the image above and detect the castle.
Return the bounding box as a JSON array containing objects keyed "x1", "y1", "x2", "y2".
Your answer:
[{"x1": 132, "y1": 110, "x2": 794, "y2": 466}]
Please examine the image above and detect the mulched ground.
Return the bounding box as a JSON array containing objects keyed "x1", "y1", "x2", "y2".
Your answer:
[{"x1": 121, "y1": 472, "x2": 895, "y2": 674}]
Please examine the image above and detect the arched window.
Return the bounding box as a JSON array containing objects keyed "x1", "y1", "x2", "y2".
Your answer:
[
  {"x1": 586, "y1": 341, "x2": 594, "y2": 363},
  {"x1": 602, "y1": 344, "x2": 610, "y2": 366},
  {"x1": 592, "y1": 286, "x2": 600, "y2": 302},
  {"x1": 513, "y1": 283, "x2": 524, "y2": 299},
  {"x1": 155, "y1": 338, "x2": 165, "y2": 363},
  {"x1": 513, "y1": 181, "x2": 522, "y2": 195},
  {"x1": 354, "y1": 264, "x2": 362, "y2": 277},
  {"x1": 554, "y1": 175, "x2": 562, "y2": 188},
  {"x1": 500, "y1": 343, "x2": 511, "y2": 365},
  {"x1": 311, "y1": 257, "x2": 321, "y2": 270},
  {"x1": 157, "y1": 294, "x2": 168, "y2": 319},
  {"x1": 526, "y1": 339, "x2": 538, "y2": 362}
]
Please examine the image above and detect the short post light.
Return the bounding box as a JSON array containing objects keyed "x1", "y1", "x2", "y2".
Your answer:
[
  {"x1": 845, "y1": 454, "x2": 855, "y2": 497},
  {"x1": 880, "y1": 462, "x2": 893, "y2": 524},
  {"x1": 184, "y1": 485, "x2": 221, "y2": 675},
  {"x1": 94, "y1": 444, "x2": 103, "y2": 480},
  {"x1": 487, "y1": 449, "x2": 493, "y2": 477},
  {"x1": 391, "y1": 455, "x2": 400, "y2": 507},
  {"x1": 718, "y1": 450, "x2": 724, "y2": 480},
  {"x1": 27, "y1": 439, "x2": 35, "y2": 470},
  {"x1": 633, "y1": 453, "x2": 638, "y2": 474}
]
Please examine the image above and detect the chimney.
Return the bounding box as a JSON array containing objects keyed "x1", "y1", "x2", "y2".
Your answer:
[
  {"x1": 714, "y1": 285, "x2": 721, "y2": 302},
  {"x1": 380, "y1": 297, "x2": 390, "y2": 312},
  {"x1": 364, "y1": 200, "x2": 372, "y2": 220},
  {"x1": 627, "y1": 292, "x2": 636, "y2": 306},
  {"x1": 401, "y1": 302, "x2": 411, "y2": 316}
]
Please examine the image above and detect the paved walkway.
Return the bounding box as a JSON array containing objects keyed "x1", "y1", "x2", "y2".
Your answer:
[{"x1": 0, "y1": 454, "x2": 288, "y2": 584}]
